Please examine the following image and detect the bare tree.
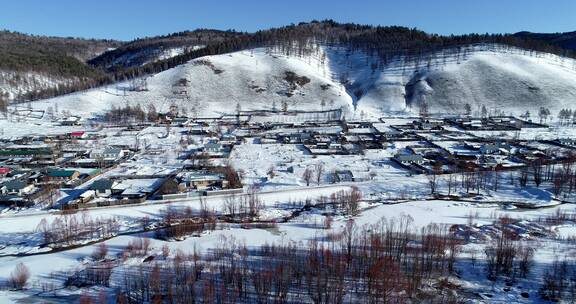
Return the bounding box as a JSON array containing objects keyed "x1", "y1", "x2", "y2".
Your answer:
[
  {"x1": 481, "y1": 105, "x2": 488, "y2": 118},
  {"x1": 485, "y1": 231, "x2": 518, "y2": 280},
  {"x1": 464, "y1": 103, "x2": 472, "y2": 116},
  {"x1": 520, "y1": 110, "x2": 531, "y2": 121},
  {"x1": 323, "y1": 215, "x2": 333, "y2": 229},
  {"x1": 539, "y1": 107, "x2": 550, "y2": 124},
  {"x1": 519, "y1": 167, "x2": 529, "y2": 188},
  {"x1": 224, "y1": 194, "x2": 238, "y2": 217},
  {"x1": 339, "y1": 186, "x2": 362, "y2": 215},
  {"x1": 427, "y1": 162, "x2": 442, "y2": 195},
  {"x1": 446, "y1": 174, "x2": 456, "y2": 196},
  {"x1": 302, "y1": 167, "x2": 313, "y2": 186},
  {"x1": 246, "y1": 185, "x2": 262, "y2": 217},
  {"x1": 315, "y1": 163, "x2": 325, "y2": 185},
  {"x1": 531, "y1": 159, "x2": 544, "y2": 187},
  {"x1": 223, "y1": 165, "x2": 242, "y2": 188},
  {"x1": 0, "y1": 95, "x2": 8, "y2": 119}
]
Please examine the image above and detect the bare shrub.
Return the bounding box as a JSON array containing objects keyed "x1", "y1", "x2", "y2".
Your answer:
[
  {"x1": 125, "y1": 238, "x2": 151, "y2": 257},
  {"x1": 162, "y1": 244, "x2": 170, "y2": 259},
  {"x1": 92, "y1": 242, "x2": 108, "y2": 261},
  {"x1": 324, "y1": 215, "x2": 333, "y2": 229},
  {"x1": 9, "y1": 263, "x2": 30, "y2": 290}
]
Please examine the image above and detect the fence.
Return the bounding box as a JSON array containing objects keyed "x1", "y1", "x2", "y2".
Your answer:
[{"x1": 162, "y1": 192, "x2": 201, "y2": 200}]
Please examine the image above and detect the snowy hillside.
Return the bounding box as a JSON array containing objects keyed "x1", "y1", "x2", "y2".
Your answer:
[
  {"x1": 31, "y1": 48, "x2": 355, "y2": 117},
  {"x1": 102, "y1": 45, "x2": 205, "y2": 70},
  {"x1": 0, "y1": 30, "x2": 120, "y2": 102},
  {"x1": 314, "y1": 44, "x2": 576, "y2": 117},
  {"x1": 379, "y1": 47, "x2": 576, "y2": 116},
  {"x1": 29, "y1": 44, "x2": 576, "y2": 118},
  {"x1": 0, "y1": 70, "x2": 80, "y2": 100}
]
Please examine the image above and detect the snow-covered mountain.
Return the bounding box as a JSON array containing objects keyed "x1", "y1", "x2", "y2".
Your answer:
[
  {"x1": 87, "y1": 29, "x2": 241, "y2": 72},
  {"x1": 31, "y1": 44, "x2": 576, "y2": 118},
  {"x1": 0, "y1": 29, "x2": 231, "y2": 102},
  {"x1": 91, "y1": 45, "x2": 205, "y2": 71},
  {"x1": 5, "y1": 22, "x2": 576, "y2": 118},
  {"x1": 32, "y1": 48, "x2": 354, "y2": 117},
  {"x1": 356, "y1": 45, "x2": 576, "y2": 117},
  {"x1": 0, "y1": 71, "x2": 81, "y2": 100},
  {"x1": 0, "y1": 30, "x2": 120, "y2": 101}
]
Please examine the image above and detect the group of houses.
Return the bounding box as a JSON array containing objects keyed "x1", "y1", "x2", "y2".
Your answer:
[
  {"x1": 386, "y1": 117, "x2": 576, "y2": 175},
  {"x1": 0, "y1": 128, "x2": 130, "y2": 207}
]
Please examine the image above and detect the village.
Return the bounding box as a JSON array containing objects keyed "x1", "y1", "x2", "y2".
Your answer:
[
  {"x1": 1, "y1": 104, "x2": 575, "y2": 213},
  {"x1": 3, "y1": 102, "x2": 576, "y2": 303}
]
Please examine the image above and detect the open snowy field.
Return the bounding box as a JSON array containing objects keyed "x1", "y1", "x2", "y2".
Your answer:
[{"x1": 0, "y1": 197, "x2": 574, "y2": 303}]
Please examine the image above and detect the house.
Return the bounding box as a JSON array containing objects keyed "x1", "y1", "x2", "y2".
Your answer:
[
  {"x1": 479, "y1": 143, "x2": 512, "y2": 155},
  {"x1": 90, "y1": 178, "x2": 115, "y2": 197},
  {"x1": 394, "y1": 154, "x2": 425, "y2": 165},
  {"x1": 78, "y1": 190, "x2": 96, "y2": 204},
  {"x1": 558, "y1": 138, "x2": 576, "y2": 147},
  {"x1": 90, "y1": 147, "x2": 124, "y2": 161},
  {"x1": 347, "y1": 127, "x2": 376, "y2": 135},
  {"x1": 425, "y1": 118, "x2": 445, "y2": 126},
  {"x1": 220, "y1": 134, "x2": 238, "y2": 145},
  {"x1": 172, "y1": 117, "x2": 189, "y2": 127},
  {"x1": 69, "y1": 131, "x2": 88, "y2": 139},
  {"x1": 60, "y1": 116, "x2": 82, "y2": 126},
  {"x1": 281, "y1": 132, "x2": 313, "y2": 144},
  {"x1": 304, "y1": 142, "x2": 346, "y2": 155},
  {"x1": 46, "y1": 169, "x2": 80, "y2": 181},
  {"x1": 204, "y1": 142, "x2": 223, "y2": 153},
  {"x1": 379, "y1": 129, "x2": 403, "y2": 139},
  {"x1": 202, "y1": 142, "x2": 230, "y2": 158},
  {"x1": 1, "y1": 180, "x2": 35, "y2": 196},
  {"x1": 479, "y1": 144, "x2": 499, "y2": 154},
  {"x1": 110, "y1": 144, "x2": 132, "y2": 151},
  {"x1": 333, "y1": 170, "x2": 354, "y2": 183},
  {"x1": 27, "y1": 171, "x2": 43, "y2": 184},
  {"x1": 113, "y1": 178, "x2": 164, "y2": 199},
  {"x1": 185, "y1": 123, "x2": 209, "y2": 135},
  {"x1": 0, "y1": 167, "x2": 11, "y2": 176},
  {"x1": 461, "y1": 119, "x2": 483, "y2": 129},
  {"x1": 0, "y1": 144, "x2": 60, "y2": 164},
  {"x1": 479, "y1": 155, "x2": 500, "y2": 167},
  {"x1": 178, "y1": 172, "x2": 229, "y2": 190}
]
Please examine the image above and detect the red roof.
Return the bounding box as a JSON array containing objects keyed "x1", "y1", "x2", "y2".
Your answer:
[{"x1": 70, "y1": 131, "x2": 85, "y2": 137}]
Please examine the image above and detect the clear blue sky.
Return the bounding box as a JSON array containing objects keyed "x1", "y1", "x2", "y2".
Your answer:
[{"x1": 1, "y1": 0, "x2": 575, "y2": 41}]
